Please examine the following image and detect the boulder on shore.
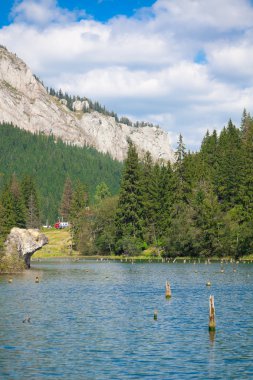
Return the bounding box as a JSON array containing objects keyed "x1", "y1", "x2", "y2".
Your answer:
[{"x1": 5, "y1": 228, "x2": 48, "y2": 268}]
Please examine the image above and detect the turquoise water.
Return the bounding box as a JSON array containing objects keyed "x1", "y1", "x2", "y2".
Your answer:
[{"x1": 1, "y1": 260, "x2": 253, "y2": 379}]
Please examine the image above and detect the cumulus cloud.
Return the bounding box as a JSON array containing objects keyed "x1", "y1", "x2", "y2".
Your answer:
[
  {"x1": 1, "y1": 0, "x2": 253, "y2": 149},
  {"x1": 10, "y1": 0, "x2": 85, "y2": 25}
]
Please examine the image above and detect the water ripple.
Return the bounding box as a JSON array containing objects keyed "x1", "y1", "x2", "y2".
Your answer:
[{"x1": 1, "y1": 261, "x2": 253, "y2": 379}]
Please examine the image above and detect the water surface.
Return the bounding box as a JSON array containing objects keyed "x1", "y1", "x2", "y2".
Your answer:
[{"x1": 1, "y1": 260, "x2": 253, "y2": 379}]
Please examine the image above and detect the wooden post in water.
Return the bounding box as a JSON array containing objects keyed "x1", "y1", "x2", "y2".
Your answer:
[
  {"x1": 209, "y1": 295, "x2": 216, "y2": 331},
  {"x1": 165, "y1": 280, "x2": 171, "y2": 298}
]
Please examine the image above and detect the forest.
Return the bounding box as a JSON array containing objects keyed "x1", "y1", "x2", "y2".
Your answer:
[
  {"x1": 0, "y1": 122, "x2": 122, "y2": 223},
  {"x1": 0, "y1": 110, "x2": 253, "y2": 259},
  {"x1": 71, "y1": 110, "x2": 253, "y2": 259}
]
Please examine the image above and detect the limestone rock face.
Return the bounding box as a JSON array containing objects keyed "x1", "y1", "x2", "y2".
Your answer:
[
  {"x1": 5, "y1": 227, "x2": 48, "y2": 268},
  {"x1": 0, "y1": 46, "x2": 175, "y2": 162},
  {"x1": 79, "y1": 112, "x2": 173, "y2": 162},
  {"x1": 73, "y1": 100, "x2": 89, "y2": 112}
]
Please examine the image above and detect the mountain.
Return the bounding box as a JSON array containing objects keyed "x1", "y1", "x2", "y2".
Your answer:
[{"x1": 0, "y1": 46, "x2": 174, "y2": 162}]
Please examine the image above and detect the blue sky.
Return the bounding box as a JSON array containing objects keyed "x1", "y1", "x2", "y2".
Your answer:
[
  {"x1": 1, "y1": 0, "x2": 253, "y2": 150},
  {"x1": 0, "y1": 0, "x2": 157, "y2": 25}
]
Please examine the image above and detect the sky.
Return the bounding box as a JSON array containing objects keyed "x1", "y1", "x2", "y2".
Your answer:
[{"x1": 1, "y1": 0, "x2": 253, "y2": 150}]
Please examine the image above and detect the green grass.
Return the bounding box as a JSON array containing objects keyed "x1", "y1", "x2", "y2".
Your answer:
[{"x1": 33, "y1": 228, "x2": 79, "y2": 258}]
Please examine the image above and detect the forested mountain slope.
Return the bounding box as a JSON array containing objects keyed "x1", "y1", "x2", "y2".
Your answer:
[{"x1": 0, "y1": 122, "x2": 122, "y2": 223}]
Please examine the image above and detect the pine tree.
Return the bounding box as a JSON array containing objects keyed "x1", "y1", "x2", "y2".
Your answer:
[
  {"x1": 140, "y1": 153, "x2": 160, "y2": 243},
  {"x1": 240, "y1": 112, "x2": 253, "y2": 220},
  {"x1": 70, "y1": 180, "x2": 89, "y2": 248},
  {"x1": 174, "y1": 134, "x2": 189, "y2": 203},
  {"x1": 26, "y1": 193, "x2": 40, "y2": 228},
  {"x1": 21, "y1": 175, "x2": 40, "y2": 228},
  {"x1": 70, "y1": 180, "x2": 88, "y2": 220},
  {"x1": 9, "y1": 174, "x2": 26, "y2": 228},
  {"x1": 156, "y1": 162, "x2": 174, "y2": 239},
  {"x1": 191, "y1": 180, "x2": 223, "y2": 257},
  {"x1": 59, "y1": 177, "x2": 73, "y2": 221},
  {"x1": 115, "y1": 141, "x2": 143, "y2": 253},
  {"x1": 215, "y1": 120, "x2": 243, "y2": 210},
  {"x1": 0, "y1": 187, "x2": 17, "y2": 235},
  {"x1": 199, "y1": 129, "x2": 218, "y2": 181}
]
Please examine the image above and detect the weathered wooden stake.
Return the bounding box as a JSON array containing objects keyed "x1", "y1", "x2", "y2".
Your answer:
[
  {"x1": 165, "y1": 280, "x2": 171, "y2": 298},
  {"x1": 154, "y1": 310, "x2": 158, "y2": 320},
  {"x1": 35, "y1": 276, "x2": 39, "y2": 283},
  {"x1": 209, "y1": 295, "x2": 216, "y2": 331}
]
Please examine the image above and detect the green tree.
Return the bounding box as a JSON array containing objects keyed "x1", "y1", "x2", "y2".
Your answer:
[
  {"x1": 240, "y1": 112, "x2": 253, "y2": 221},
  {"x1": 0, "y1": 188, "x2": 16, "y2": 236},
  {"x1": 174, "y1": 134, "x2": 190, "y2": 203},
  {"x1": 70, "y1": 180, "x2": 89, "y2": 248},
  {"x1": 156, "y1": 162, "x2": 174, "y2": 240},
  {"x1": 115, "y1": 141, "x2": 143, "y2": 253},
  {"x1": 26, "y1": 193, "x2": 40, "y2": 228},
  {"x1": 59, "y1": 177, "x2": 73, "y2": 221},
  {"x1": 215, "y1": 120, "x2": 243, "y2": 210},
  {"x1": 164, "y1": 202, "x2": 198, "y2": 257},
  {"x1": 191, "y1": 181, "x2": 223, "y2": 257},
  {"x1": 93, "y1": 196, "x2": 118, "y2": 254},
  {"x1": 21, "y1": 175, "x2": 40, "y2": 228},
  {"x1": 9, "y1": 174, "x2": 26, "y2": 228},
  {"x1": 140, "y1": 153, "x2": 160, "y2": 244},
  {"x1": 94, "y1": 182, "x2": 111, "y2": 204}
]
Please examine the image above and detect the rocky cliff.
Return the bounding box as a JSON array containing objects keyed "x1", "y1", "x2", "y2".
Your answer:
[{"x1": 0, "y1": 46, "x2": 174, "y2": 162}]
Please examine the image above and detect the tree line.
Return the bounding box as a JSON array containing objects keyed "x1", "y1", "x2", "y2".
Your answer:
[
  {"x1": 48, "y1": 88, "x2": 159, "y2": 128},
  {"x1": 72, "y1": 110, "x2": 253, "y2": 259}
]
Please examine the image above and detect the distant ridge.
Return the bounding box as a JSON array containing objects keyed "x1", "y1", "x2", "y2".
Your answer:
[{"x1": 0, "y1": 46, "x2": 174, "y2": 162}]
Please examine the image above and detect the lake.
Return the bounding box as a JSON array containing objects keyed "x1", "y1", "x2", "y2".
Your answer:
[{"x1": 1, "y1": 259, "x2": 253, "y2": 379}]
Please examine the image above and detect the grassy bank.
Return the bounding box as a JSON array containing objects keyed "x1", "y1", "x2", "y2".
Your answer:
[{"x1": 33, "y1": 228, "x2": 79, "y2": 258}]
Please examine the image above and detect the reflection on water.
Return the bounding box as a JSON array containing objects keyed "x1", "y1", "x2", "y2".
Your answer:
[
  {"x1": 209, "y1": 330, "x2": 216, "y2": 346},
  {"x1": 1, "y1": 260, "x2": 253, "y2": 379}
]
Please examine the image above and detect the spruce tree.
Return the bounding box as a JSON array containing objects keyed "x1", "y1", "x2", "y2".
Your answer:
[
  {"x1": 26, "y1": 193, "x2": 40, "y2": 229},
  {"x1": 21, "y1": 175, "x2": 40, "y2": 228},
  {"x1": 174, "y1": 134, "x2": 189, "y2": 203},
  {"x1": 59, "y1": 177, "x2": 73, "y2": 221},
  {"x1": 215, "y1": 120, "x2": 243, "y2": 210},
  {"x1": 156, "y1": 162, "x2": 174, "y2": 239},
  {"x1": 191, "y1": 180, "x2": 223, "y2": 257},
  {"x1": 0, "y1": 188, "x2": 17, "y2": 235},
  {"x1": 70, "y1": 180, "x2": 89, "y2": 248},
  {"x1": 115, "y1": 141, "x2": 143, "y2": 253},
  {"x1": 140, "y1": 153, "x2": 160, "y2": 243},
  {"x1": 240, "y1": 112, "x2": 253, "y2": 220},
  {"x1": 9, "y1": 174, "x2": 26, "y2": 228}
]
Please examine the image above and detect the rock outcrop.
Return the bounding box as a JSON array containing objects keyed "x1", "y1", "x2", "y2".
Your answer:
[
  {"x1": 73, "y1": 100, "x2": 89, "y2": 112},
  {"x1": 5, "y1": 228, "x2": 48, "y2": 268},
  {"x1": 0, "y1": 46, "x2": 175, "y2": 162}
]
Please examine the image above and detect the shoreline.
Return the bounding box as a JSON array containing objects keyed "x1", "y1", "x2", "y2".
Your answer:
[{"x1": 31, "y1": 254, "x2": 253, "y2": 263}]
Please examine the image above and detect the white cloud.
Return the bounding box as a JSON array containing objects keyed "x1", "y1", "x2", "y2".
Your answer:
[
  {"x1": 11, "y1": 0, "x2": 85, "y2": 26},
  {"x1": 1, "y1": 0, "x2": 253, "y2": 150},
  {"x1": 153, "y1": 0, "x2": 253, "y2": 32}
]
